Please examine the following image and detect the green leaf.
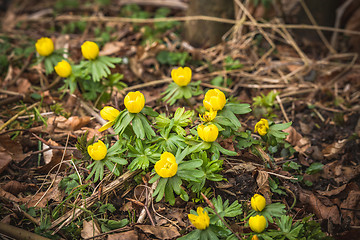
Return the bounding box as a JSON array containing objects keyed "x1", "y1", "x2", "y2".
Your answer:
[
  {"x1": 132, "y1": 115, "x2": 145, "y2": 139},
  {"x1": 225, "y1": 103, "x2": 252, "y2": 115},
  {"x1": 270, "y1": 122, "x2": 292, "y2": 131},
  {"x1": 305, "y1": 162, "x2": 324, "y2": 175}
]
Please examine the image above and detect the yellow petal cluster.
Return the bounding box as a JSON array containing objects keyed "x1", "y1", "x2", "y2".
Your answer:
[
  {"x1": 81, "y1": 41, "x2": 99, "y2": 60},
  {"x1": 154, "y1": 152, "x2": 178, "y2": 178},
  {"x1": 203, "y1": 89, "x2": 226, "y2": 111},
  {"x1": 199, "y1": 109, "x2": 217, "y2": 122},
  {"x1": 251, "y1": 235, "x2": 259, "y2": 240},
  {"x1": 249, "y1": 215, "x2": 267, "y2": 233},
  {"x1": 35, "y1": 37, "x2": 54, "y2": 57},
  {"x1": 254, "y1": 118, "x2": 269, "y2": 136},
  {"x1": 87, "y1": 140, "x2": 107, "y2": 161},
  {"x1": 188, "y1": 207, "x2": 210, "y2": 230},
  {"x1": 171, "y1": 67, "x2": 192, "y2": 86},
  {"x1": 197, "y1": 124, "x2": 218, "y2": 142},
  {"x1": 251, "y1": 194, "x2": 266, "y2": 212},
  {"x1": 98, "y1": 106, "x2": 120, "y2": 132},
  {"x1": 124, "y1": 91, "x2": 145, "y2": 113},
  {"x1": 54, "y1": 60, "x2": 72, "y2": 78}
]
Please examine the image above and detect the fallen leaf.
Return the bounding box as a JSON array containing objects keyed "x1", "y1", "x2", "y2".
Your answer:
[
  {"x1": 299, "y1": 189, "x2": 341, "y2": 224},
  {"x1": 2, "y1": 180, "x2": 28, "y2": 195},
  {"x1": 100, "y1": 41, "x2": 125, "y2": 56},
  {"x1": 36, "y1": 139, "x2": 69, "y2": 174},
  {"x1": 284, "y1": 126, "x2": 311, "y2": 154},
  {"x1": 0, "y1": 187, "x2": 21, "y2": 203},
  {"x1": 0, "y1": 148, "x2": 12, "y2": 174},
  {"x1": 16, "y1": 78, "x2": 31, "y2": 94},
  {"x1": 167, "y1": 209, "x2": 186, "y2": 227},
  {"x1": 256, "y1": 170, "x2": 271, "y2": 204},
  {"x1": 0, "y1": 134, "x2": 30, "y2": 163},
  {"x1": 322, "y1": 160, "x2": 360, "y2": 184},
  {"x1": 340, "y1": 190, "x2": 360, "y2": 225},
  {"x1": 135, "y1": 225, "x2": 180, "y2": 240},
  {"x1": 317, "y1": 184, "x2": 347, "y2": 197},
  {"x1": 322, "y1": 139, "x2": 348, "y2": 159},
  {"x1": 81, "y1": 220, "x2": 101, "y2": 239},
  {"x1": 108, "y1": 230, "x2": 138, "y2": 240},
  {"x1": 24, "y1": 175, "x2": 64, "y2": 208}
]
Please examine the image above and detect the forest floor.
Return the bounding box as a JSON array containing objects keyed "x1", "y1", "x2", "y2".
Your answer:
[{"x1": 0, "y1": 1, "x2": 359, "y2": 240}]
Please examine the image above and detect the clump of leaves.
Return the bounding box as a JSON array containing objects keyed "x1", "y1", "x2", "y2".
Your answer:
[{"x1": 253, "y1": 90, "x2": 279, "y2": 119}]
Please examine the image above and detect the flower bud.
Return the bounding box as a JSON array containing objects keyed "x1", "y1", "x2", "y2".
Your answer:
[
  {"x1": 54, "y1": 60, "x2": 72, "y2": 78},
  {"x1": 155, "y1": 152, "x2": 178, "y2": 178},
  {"x1": 249, "y1": 215, "x2": 267, "y2": 233},
  {"x1": 100, "y1": 106, "x2": 120, "y2": 121},
  {"x1": 124, "y1": 91, "x2": 145, "y2": 113},
  {"x1": 251, "y1": 235, "x2": 259, "y2": 240},
  {"x1": 254, "y1": 118, "x2": 269, "y2": 136},
  {"x1": 197, "y1": 124, "x2": 219, "y2": 142},
  {"x1": 87, "y1": 140, "x2": 107, "y2": 161},
  {"x1": 35, "y1": 37, "x2": 54, "y2": 57},
  {"x1": 188, "y1": 207, "x2": 210, "y2": 230},
  {"x1": 81, "y1": 41, "x2": 99, "y2": 60},
  {"x1": 171, "y1": 67, "x2": 192, "y2": 86},
  {"x1": 251, "y1": 194, "x2": 266, "y2": 212},
  {"x1": 203, "y1": 89, "x2": 226, "y2": 111}
]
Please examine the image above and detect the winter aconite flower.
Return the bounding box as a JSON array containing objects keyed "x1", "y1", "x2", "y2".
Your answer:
[
  {"x1": 249, "y1": 215, "x2": 267, "y2": 233},
  {"x1": 251, "y1": 194, "x2": 266, "y2": 212},
  {"x1": 124, "y1": 91, "x2": 145, "y2": 113},
  {"x1": 254, "y1": 118, "x2": 269, "y2": 136},
  {"x1": 203, "y1": 89, "x2": 226, "y2": 111},
  {"x1": 81, "y1": 41, "x2": 99, "y2": 60},
  {"x1": 188, "y1": 207, "x2": 210, "y2": 230},
  {"x1": 54, "y1": 60, "x2": 72, "y2": 78},
  {"x1": 87, "y1": 140, "x2": 107, "y2": 161},
  {"x1": 199, "y1": 108, "x2": 217, "y2": 122},
  {"x1": 98, "y1": 106, "x2": 120, "y2": 132},
  {"x1": 155, "y1": 152, "x2": 178, "y2": 178},
  {"x1": 171, "y1": 67, "x2": 192, "y2": 86},
  {"x1": 197, "y1": 124, "x2": 219, "y2": 142},
  {"x1": 252, "y1": 235, "x2": 259, "y2": 240},
  {"x1": 35, "y1": 37, "x2": 54, "y2": 56}
]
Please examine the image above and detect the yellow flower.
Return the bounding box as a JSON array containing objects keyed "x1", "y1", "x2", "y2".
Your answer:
[
  {"x1": 188, "y1": 207, "x2": 210, "y2": 230},
  {"x1": 154, "y1": 152, "x2": 178, "y2": 178},
  {"x1": 81, "y1": 41, "x2": 99, "y2": 60},
  {"x1": 251, "y1": 194, "x2": 266, "y2": 212},
  {"x1": 199, "y1": 108, "x2": 217, "y2": 122},
  {"x1": 54, "y1": 60, "x2": 72, "y2": 78},
  {"x1": 254, "y1": 119, "x2": 269, "y2": 136},
  {"x1": 197, "y1": 124, "x2": 218, "y2": 142},
  {"x1": 87, "y1": 140, "x2": 107, "y2": 161},
  {"x1": 35, "y1": 37, "x2": 54, "y2": 56},
  {"x1": 251, "y1": 235, "x2": 259, "y2": 240},
  {"x1": 98, "y1": 106, "x2": 120, "y2": 132},
  {"x1": 249, "y1": 215, "x2": 267, "y2": 233},
  {"x1": 171, "y1": 67, "x2": 192, "y2": 86},
  {"x1": 124, "y1": 91, "x2": 145, "y2": 113},
  {"x1": 203, "y1": 89, "x2": 226, "y2": 111}
]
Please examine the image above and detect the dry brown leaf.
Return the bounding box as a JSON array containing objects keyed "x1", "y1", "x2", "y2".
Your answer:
[
  {"x1": 340, "y1": 190, "x2": 360, "y2": 225},
  {"x1": 100, "y1": 41, "x2": 125, "y2": 56},
  {"x1": 135, "y1": 225, "x2": 180, "y2": 240},
  {"x1": 2, "y1": 180, "x2": 28, "y2": 195},
  {"x1": 317, "y1": 184, "x2": 347, "y2": 197},
  {"x1": 0, "y1": 134, "x2": 30, "y2": 163},
  {"x1": 24, "y1": 175, "x2": 64, "y2": 208},
  {"x1": 299, "y1": 189, "x2": 341, "y2": 224},
  {"x1": 36, "y1": 139, "x2": 69, "y2": 174},
  {"x1": 0, "y1": 187, "x2": 21, "y2": 203},
  {"x1": 16, "y1": 78, "x2": 31, "y2": 94},
  {"x1": 81, "y1": 220, "x2": 101, "y2": 239},
  {"x1": 43, "y1": 116, "x2": 91, "y2": 133},
  {"x1": 108, "y1": 230, "x2": 138, "y2": 240},
  {"x1": 284, "y1": 126, "x2": 311, "y2": 154},
  {"x1": 322, "y1": 139, "x2": 348, "y2": 159},
  {"x1": 256, "y1": 170, "x2": 271, "y2": 204},
  {"x1": 167, "y1": 209, "x2": 186, "y2": 227},
  {"x1": 129, "y1": 56, "x2": 144, "y2": 79},
  {"x1": 322, "y1": 160, "x2": 360, "y2": 184},
  {"x1": 0, "y1": 148, "x2": 12, "y2": 175}
]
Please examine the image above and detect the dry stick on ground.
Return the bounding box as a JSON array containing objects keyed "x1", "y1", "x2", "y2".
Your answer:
[
  {"x1": 0, "y1": 102, "x2": 40, "y2": 132},
  {"x1": 201, "y1": 192, "x2": 243, "y2": 240},
  {"x1": 276, "y1": 94, "x2": 290, "y2": 123},
  {"x1": 0, "y1": 223, "x2": 51, "y2": 240},
  {"x1": 50, "y1": 169, "x2": 141, "y2": 233},
  {"x1": 331, "y1": 0, "x2": 353, "y2": 49}
]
